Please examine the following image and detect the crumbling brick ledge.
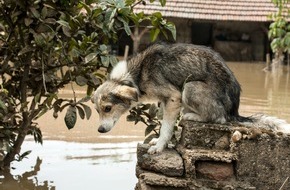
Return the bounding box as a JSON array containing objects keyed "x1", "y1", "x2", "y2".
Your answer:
[{"x1": 135, "y1": 121, "x2": 290, "y2": 190}]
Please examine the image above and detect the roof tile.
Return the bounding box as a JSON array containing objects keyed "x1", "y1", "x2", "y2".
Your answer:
[{"x1": 135, "y1": 0, "x2": 284, "y2": 22}]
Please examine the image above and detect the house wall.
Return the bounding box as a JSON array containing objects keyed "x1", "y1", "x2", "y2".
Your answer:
[
  {"x1": 172, "y1": 18, "x2": 192, "y2": 43},
  {"x1": 213, "y1": 21, "x2": 267, "y2": 61},
  {"x1": 146, "y1": 18, "x2": 267, "y2": 62},
  {"x1": 120, "y1": 18, "x2": 268, "y2": 62}
]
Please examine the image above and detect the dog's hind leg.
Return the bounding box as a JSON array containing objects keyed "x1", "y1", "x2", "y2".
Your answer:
[
  {"x1": 148, "y1": 94, "x2": 181, "y2": 154},
  {"x1": 182, "y1": 81, "x2": 227, "y2": 123}
]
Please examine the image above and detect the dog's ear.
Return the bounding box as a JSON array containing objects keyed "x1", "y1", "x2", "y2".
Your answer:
[
  {"x1": 91, "y1": 90, "x2": 98, "y2": 103},
  {"x1": 112, "y1": 85, "x2": 138, "y2": 102}
]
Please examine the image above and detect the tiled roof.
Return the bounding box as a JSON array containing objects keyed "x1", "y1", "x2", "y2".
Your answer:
[{"x1": 134, "y1": 0, "x2": 281, "y2": 22}]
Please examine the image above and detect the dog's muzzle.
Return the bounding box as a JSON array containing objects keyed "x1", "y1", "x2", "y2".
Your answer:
[{"x1": 98, "y1": 125, "x2": 109, "y2": 133}]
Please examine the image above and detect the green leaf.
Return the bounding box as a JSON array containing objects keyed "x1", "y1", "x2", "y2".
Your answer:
[
  {"x1": 269, "y1": 22, "x2": 276, "y2": 29},
  {"x1": 62, "y1": 26, "x2": 71, "y2": 37},
  {"x1": 160, "y1": 28, "x2": 168, "y2": 39},
  {"x1": 145, "y1": 125, "x2": 157, "y2": 136},
  {"x1": 80, "y1": 1, "x2": 92, "y2": 16},
  {"x1": 101, "y1": 56, "x2": 110, "y2": 67},
  {"x1": 0, "y1": 99, "x2": 8, "y2": 113},
  {"x1": 76, "y1": 105, "x2": 85, "y2": 119},
  {"x1": 34, "y1": 33, "x2": 45, "y2": 46},
  {"x1": 116, "y1": 0, "x2": 126, "y2": 8},
  {"x1": 109, "y1": 55, "x2": 118, "y2": 67},
  {"x1": 125, "y1": 0, "x2": 136, "y2": 6},
  {"x1": 150, "y1": 28, "x2": 160, "y2": 41},
  {"x1": 80, "y1": 103, "x2": 92, "y2": 120},
  {"x1": 99, "y1": 44, "x2": 107, "y2": 52},
  {"x1": 24, "y1": 18, "x2": 33, "y2": 26},
  {"x1": 86, "y1": 86, "x2": 94, "y2": 96},
  {"x1": 119, "y1": 7, "x2": 131, "y2": 16},
  {"x1": 109, "y1": 18, "x2": 115, "y2": 30},
  {"x1": 141, "y1": 103, "x2": 151, "y2": 110},
  {"x1": 77, "y1": 96, "x2": 91, "y2": 103},
  {"x1": 18, "y1": 45, "x2": 34, "y2": 56},
  {"x1": 35, "y1": 106, "x2": 49, "y2": 120},
  {"x1": 76, "y1": 76, "x2": 88, "y2": 86},
  {"x1": 164, "y1": 22, "x2": 176, "y2": 40},
  {"x1": 44, "y1": 18, "x2": 56, "y2": 24},
  {"x1": 127, "y1": 114, "x2": 136, "y2": 122},
  {"x1": 30, "y1": 7, "x2": 40, "y2": 18},
  {"x1": 31, "y1": 126, "x2": 43, "y2": 144},
  {"x1": 152, "y1": 12, "x2": 162, "y2": 19},
  {"x1": 88, "y1": 73, "x2": 102, "y2": 87},
  {"x1": 18, "y1": 150, "x2": 32, "y2": 161},
  {"x1": 34, "y1": 92, "x2": 41, "y2": 103},
  {"x1": 53, "y1": 99, "x2": 63, "y2": 112},
  {"x1": 85, "y1": 53, "x2": 97, "y2": 63},
  {"x1": 64, "y1": 106, "x2": 77, "y2": 129},
  {"x1": 117, "y1": 16, "x2": 131, "y2": 35},
  {"x1": 41, "y1": 7, "x2": 48, "y2": 19},
  {"x1": 105, "y1": 8, "x2": 113, "y2": 25},
  {"x1": 122, "y1": 20, "x2": 132, "y2": 35},
  {"x1": 56, "y1": 20, "x2": 71, "y2": 29},
  {"x1": 110, "y1": 8, "x2": 117, "y2": 20},
  {"x1": 44, "y1": 93, "x2": 57, "y2": 107},
  {"x1": 159, "y1": 0, "x2": 166, "y2": 6},
  {"x1": 144, "y1": 134, "x2": 158, "y2": 144}
]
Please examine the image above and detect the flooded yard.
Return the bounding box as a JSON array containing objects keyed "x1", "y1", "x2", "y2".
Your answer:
[{"x1": 1, "y1": 62, "x2": 290, "y2": 190}]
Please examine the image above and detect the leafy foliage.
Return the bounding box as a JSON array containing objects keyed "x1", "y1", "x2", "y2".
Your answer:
[
  {"x1": 127, "y1": 103, "x2": 180, "y2": 145},
  {"x1": 268, "y1": 0, "x2": 290, "y2": 53},
  {"x1": 0, "y1": 0, "x2": 175, "y2": 169},
  {"x1": 127, "y1": 103, "x2": 162, "y2": 143}
]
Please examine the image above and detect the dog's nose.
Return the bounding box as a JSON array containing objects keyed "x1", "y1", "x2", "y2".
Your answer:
[{"x1": 98, "y1": 126, "x2": 106, "y2": 133}]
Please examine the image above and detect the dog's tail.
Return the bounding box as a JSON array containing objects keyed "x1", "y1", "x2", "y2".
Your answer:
[{"x1": 236, "y1": 114, "x2": 290, "y2": 134}]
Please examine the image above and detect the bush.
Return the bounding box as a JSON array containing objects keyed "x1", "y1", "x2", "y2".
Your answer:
[{"x1": 0, "y1": 0, "x2": 175, "y2": 169}]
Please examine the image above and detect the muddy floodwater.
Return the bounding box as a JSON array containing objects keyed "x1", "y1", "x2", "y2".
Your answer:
[{"x1": 1, "y1": 62, "x2": 290, "y2": 190}]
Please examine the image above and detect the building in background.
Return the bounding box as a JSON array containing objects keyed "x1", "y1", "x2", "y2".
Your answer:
[{"x1": 123, "y1": 0, "x2": 279, "y2": 62}]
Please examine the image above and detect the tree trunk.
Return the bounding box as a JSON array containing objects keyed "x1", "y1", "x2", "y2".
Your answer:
[
  {"x1": 3, "y1": 127, "x2": 29, "y2": 168},
  {"x1": 272, "y1": 49, "x2": 284, "y2": 72},
  {"x1": 131, "y1": 26, "x2": 149, "y2": 55},
  {"x1": 3, "y1": 64, "x2": 31, "y2": 168},
  {"x1": 133, "y1": 27, "x2": 140, "y2": 55}
]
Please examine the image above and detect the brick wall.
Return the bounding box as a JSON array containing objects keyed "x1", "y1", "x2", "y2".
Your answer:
[{"x1": 135, "y1": 121, "x2": 290, "y2": 190}]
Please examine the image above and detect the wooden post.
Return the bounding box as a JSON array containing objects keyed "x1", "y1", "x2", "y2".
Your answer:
[
  {"x1": 266, "y1": 53, "x2": 271, "y2": 71},
  {"x1": 124, "y1": 45, "x2": 129, "y2": 61},
  {"x1": 286, "y1": 54, "x2": 289, "y2": 87}
]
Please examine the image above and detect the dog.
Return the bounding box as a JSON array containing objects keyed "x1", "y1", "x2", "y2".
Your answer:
[{"x1": 91, "y1": 43, "x2": 290, "y2": 154}]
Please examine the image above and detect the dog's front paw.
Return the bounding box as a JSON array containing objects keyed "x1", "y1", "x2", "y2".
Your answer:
[
  {"x1": 182, "y1": 113, "x2": 202, "y2": 121},
  {"x1": 148, "y1": 138, "x2": 158, "y2": 146},
  {"x1": 147, "y1": 145, "x2": 164, "y2": 154}
]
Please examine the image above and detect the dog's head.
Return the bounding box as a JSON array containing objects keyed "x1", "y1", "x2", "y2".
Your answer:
[{"x1": 91, "y1": 80, "x2": 138, "y2": 133}]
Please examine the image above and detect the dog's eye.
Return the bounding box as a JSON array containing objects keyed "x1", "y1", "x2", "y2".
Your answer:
[{"x1": 104, "y1": 106, "x2": 112, "y2": 113}]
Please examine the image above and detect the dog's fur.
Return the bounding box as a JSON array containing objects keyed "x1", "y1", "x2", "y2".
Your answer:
[{"x1": 92, "y1": 43, "x2": 290, "y2": 154}]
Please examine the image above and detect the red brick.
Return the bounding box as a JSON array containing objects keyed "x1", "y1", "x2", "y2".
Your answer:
[{"x1": 196, "y1": 161, "x2": 234, "y2": 181}]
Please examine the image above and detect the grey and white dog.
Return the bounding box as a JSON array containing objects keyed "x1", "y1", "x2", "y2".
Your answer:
[{"x1": 91, "y1": 43, "x2": 290, "y2": 154}]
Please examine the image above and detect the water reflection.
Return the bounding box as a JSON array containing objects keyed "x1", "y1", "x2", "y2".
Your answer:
[
  {"x1": 2, "y1": 140, "x2": 139, "y2": 190},
  {"x1": 0, "y1": 157, "x2": 55, "y2": 190}
]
